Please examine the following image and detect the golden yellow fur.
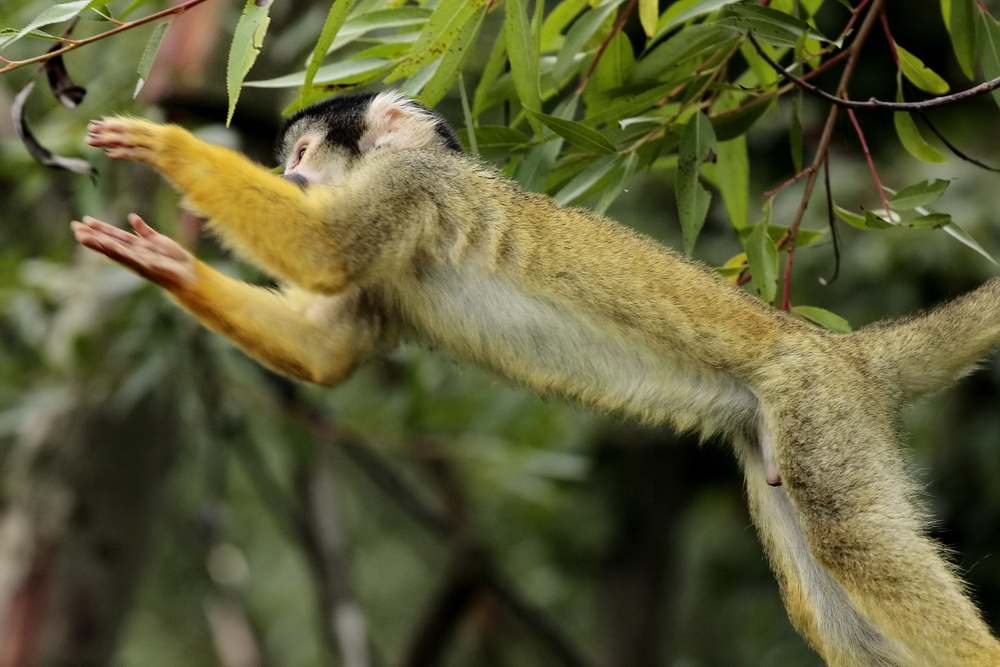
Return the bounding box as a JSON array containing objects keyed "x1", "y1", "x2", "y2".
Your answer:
[{"x1": 72, "y1": 92, "x2": 1000, "y2": 667}]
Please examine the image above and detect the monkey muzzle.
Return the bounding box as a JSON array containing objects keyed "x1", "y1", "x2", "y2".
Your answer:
[{"x1": 282, "y1": 172, "x2": 309, "y2": 189}]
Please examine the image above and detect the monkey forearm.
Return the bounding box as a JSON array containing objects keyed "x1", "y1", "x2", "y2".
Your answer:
[{"x1": 170, "y1": 260, "x2": 359, "y2": 385}]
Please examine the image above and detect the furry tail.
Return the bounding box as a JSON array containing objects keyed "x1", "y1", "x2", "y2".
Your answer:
[{"x1": 850, "y1": 277, "x2": 1000, "y2": 403}]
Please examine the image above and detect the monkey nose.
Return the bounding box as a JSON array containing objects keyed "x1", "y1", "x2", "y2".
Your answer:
[{"x1": 282, "y1": 172, "x2": 309, "y2": 188}]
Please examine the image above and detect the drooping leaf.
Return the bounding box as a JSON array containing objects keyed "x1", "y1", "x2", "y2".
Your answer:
[
  {"x1": 944, "y1": 222, "x2": 999, "y2": 264},
  {"x1": 474, "y1": 28, "x2": 507, "y2": 116},
  {"x1": 506, "y1": 0, "x2": 543, "y2": 135},
  {"x1": 8, "y1": 0, "x2": 92, "y2": 47},
  {"x1": 630, "y1": 24, "x2": 732, "y2": 83},
  {"x1": 639, "y1": 0, "x2": 659, "y2": 38},
  {"x1": 892, "y1": 75, "x2": 946, "y2": 163},
  {"x1": 226, "y1": 0, "x2": 273, "y2": 125},
  {"x1": 890, "y1": 179, "x2": 950, "y2": 210},
  {"x1": 583, "y1": 81, "x2": 677, "y2": 126},
  {"x1": 709, "y1": 94, "x2": 772, "y2": 141},
  {"x1": 134, "y1": 21, "x2": 168, "y2": 98},
  {"x1": 746, "y1": 214, "x2": 778, "y2": 303},
  {"x1": 792, "y1": 306, "x2": 852, "y2": 333},
  {"x1": 896, "y1": 44, "x2": 950, "y2": 95},
  {"x1": 976, "y1": 10, "x2": 1000, "y2": 110},
  {"x1": 324, "y1": 7, "x2": 431, "y2": 55},
  {"x1": 948, "y1": 0, "x2": 977, "y2": 79},
  {"x1": 540, "y1": 0, "x2": 589, "y2": 51},
  {"x1": 595, "y1": 32, "x2": 635, "y2": 91},
  {"x1": 516, "y1": 95, "x2": 579, "y2": 192},
  {"x1": 702, "y1": 91, "x2": 749, "y2": 229},
  {"x1": 676, "y1": 111, "x2": 716, "y2": 254},
  {"x1": 905, "y1": 212, "x2": 951, "y2": 228}
]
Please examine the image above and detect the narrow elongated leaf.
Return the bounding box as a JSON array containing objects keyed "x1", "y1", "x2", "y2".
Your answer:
[
  {"x1": 246, "y1": 58, "x2": 391, "y2": 88},
  {"x1": 949, "y1": 0, "x2": 976, "y2": 79},
  {"x1": 893, "y1": 75, "x2": 946, "y2": 163},
  {"x1": 297, "y1": 0, "x2": 354, "y2": 103},
  {"x1": 944, "y1": 222, "x2": 998, "y2": 264},
  {"x1": 905, "y1": 213, "x2": 951, "y2": 228},
  {"x1": 10, "y1": 0, "x2": 92, "y2": 46},
  {"x1": 639, "y1": 0, "x2": 658, "y2": 38},
  {"x1": 896, "y1": 45, "x2": 950, "y2": 94},
  {"x1": 792, "y1": 306, "x2": 852, "y2": 333},
  {"x1": 527, "y1": 109, "x2": 617, "y2": 154},
  {"x1": 709, "y1": 94, "x2": 772, "y2": 141},
  {"x1": 594, "y1": 152, "x2": 639, "y2": 214},
  {"x1": 656, "y1": 0, "x2": 741, "y2": 40},
  {"x1": 134, "y1": 21, "x2": 168, "y2": 98},
  {"x1": 419, "y1": 6, "x2": 486, "y2": 107},
  {"x1": 554, "y1": 155, "x2": 618, "y2": 204},
  {"x1": 703, "y1": 91, "x2": 748, "y2": 229},
  {"x1": 325, "y1": 7, "x2": 432, "y2": 54},
  {"x1": 540, "y1": 0, "x2": 589, "y2": 51},
  {"x1": 227, "y1": 0, "x2": 273, "y2": 125},
  {"x1": 676, "y1": 111, "x2": 716, "y2": 254},
  {"x1": 516, "y1": 95, "x2": 579, "y2": 192},
  {"x1": 713, "y1": 4, "x2": 828, "y2": 48},
  {"x1": 746, "y1": 216, "x2": 778, "y2": 302},
  {"x1": 891, "y1": 179, "x2": 950, "y2": 210},
  {"x1": 554, "y1": 0, "x2": 628, "y2": 84},
  {"x1": 386, "y1": 0, "x2": 487, "y2": 82},
  {"x1": 630, "y1": 24, "x2": 731, "y2": 83},
  {"x1": 977, "y1": 11, "x2": 1000, "y2": 110},
  {"x1": 474, "y1": 28, "x2": 507, "y2": 116},
  {"x1": 595, "y1": 32, "x2": 635, "y2": 91},
  {"x1": 506, "y1": 0, "x2": 542, "y2": 134},
  {"x1": 583, "y1": 81, "x2": 676, "y2": 126},
  {"x1": 834, "y1": 205, "x2": 892, "y2": 230}
]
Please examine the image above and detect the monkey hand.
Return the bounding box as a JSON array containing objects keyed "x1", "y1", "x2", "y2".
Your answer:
[
  {"x1": 86, "y1": 118, "x2": 174, "y2": 166},
  {"x1": 71, "y1": 214, "x2": 196, "y2": 291}
]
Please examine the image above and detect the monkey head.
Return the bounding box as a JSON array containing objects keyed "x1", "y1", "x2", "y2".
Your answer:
[{"x1": 276, "y1": 90, "x2": 462, "y2": 187}]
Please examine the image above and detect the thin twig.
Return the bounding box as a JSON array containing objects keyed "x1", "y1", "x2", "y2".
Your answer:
[
  {"x1": 0, "y1": 0, "x2": 212, "y2": 74},
  {"x1": 575, "y1": 0, "x2": 638, "y2": 94},
  {"x1": 746, "y1": 33, "x2": 1000, "y2": 112},
  {"x1": 846, "y1": 108, "x2": 891, "y2": 215}
]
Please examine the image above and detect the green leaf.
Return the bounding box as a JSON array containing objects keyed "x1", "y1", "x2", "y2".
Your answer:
[
  {"x1": 655, "y1": 0, "x2": 742, "y2": 40},
  {"x1": 639, "y1": 0, "x2": 658, "y2": 38},
  {"x1": 554, "y1": 0, "x2": 628, "y2": 84},
  {"x1": 792, "y1": 306, "x2": 852, "y2": 333},
  {"x1": 526, "y1": 110, "x2": 617, "y2": 154},
  {"x1": 835, "y1": 205, "x2": 893, "y2": 230},
  {"x1": 904, "y1": 212, "x2": 951, "y2": 229},
  {"x1": 506, "y1": 0, "x2": 543, "y2": 135},
  {"x1": 516, "y1": 95, "x2": 580, "y2": 192},
  {"x1": 746, "y1": 214, "x2": 778, "y2": 303},
  {"x1": 630, "y1": 24, "x2": 732, "y2": 83},
  {"x1": 702, "y1": 91, "x2": 748, "y2": 229},
  {"x1": 540, "y1": 0, "x2": 589, "y2": 52},
  {"x1": 583, "y1": 81, "x2": 677, "y2": 126},
  {"x1": 419, "y1": 6, "x2": 486, "y2": 107},
  {"x1": 943, "y1": 222, "x2": 999, "y2": 264},
  {"x1": 949, "y1": 0, "x2": 977, "y2": 79},
  {"x1": 896, "y1": 45, "x2": 950, "y2": 95},
  {"x1": 676, "y1": 111, "x2": 716, "y2": 254},
  {"x1": 133, "y1": 21, "x2": 168, "y2": 98},
  {"x1": 713, "y1": 3, "x2": 828, "y2": 48},
  {"x1": 595, "y1": 32, "x2": 635, "y2": 91},
  {"x1": 294, "y1": 0, "x2": 354, "y2": 108},
  {"x1": 326, "y1": 7, "x2": 432, "y2": 54},
  {"x1": 976, "y1": 10, "x2": 1000, "y2": 110},
  {"x1": 554, "y1": 155, "x2": 618, "y2": 204},
  {"x1": 246, "y1": 57, "x2": 391, "y2": 88},
  {"x1": 226, "y1": 0, "x2": 273, "y2": 126},
  {"x1": 594, "y1": 152, "x2": 639, "y2": 214},
  {"x1": 386, "y1": 0, "x2": 487, "y2": 83},
  {"x1": 10, "y1": 0, "x2": 91, "y2": 46},
  {"x1": 890, "y1": 179, "x2": 950, "y2": 210},
  {"x1": 893, "y1": 75, "x2": 946, "y2": 163},
  {"x1": 474, "y1": 28, "x2": 507, "y2": 116}
]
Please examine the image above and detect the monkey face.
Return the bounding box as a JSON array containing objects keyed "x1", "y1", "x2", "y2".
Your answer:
[{"x1": 280, "y1": 126, "x2": 356, "y2": 187}]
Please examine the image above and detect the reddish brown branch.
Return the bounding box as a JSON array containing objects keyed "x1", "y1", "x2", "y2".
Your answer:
[{"x1": 575, "y1": 0, "x2": 638, "y2": 94}]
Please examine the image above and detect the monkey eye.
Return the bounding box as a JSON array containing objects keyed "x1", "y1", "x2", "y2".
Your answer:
[{"x1": 289, "y1": 141, "x2": 309, "y2": 168}]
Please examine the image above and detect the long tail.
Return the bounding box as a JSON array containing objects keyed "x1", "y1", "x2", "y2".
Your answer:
[{"x1": 851, "y1": 276, "x2": 1000, "y2": 403}]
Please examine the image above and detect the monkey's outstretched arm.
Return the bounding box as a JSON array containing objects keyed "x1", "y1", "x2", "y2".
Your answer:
[
  {"x1": 72, "y1": 215, "x2": 381, "y2": 385},
  {"x1": 86, "y1": 119, "x2": 347, "y2": 294}
]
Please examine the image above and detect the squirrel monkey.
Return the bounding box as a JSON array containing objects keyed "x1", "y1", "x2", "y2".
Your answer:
[{"x1": 72, "y1": 90, "x2": 1000, "y2": 666}]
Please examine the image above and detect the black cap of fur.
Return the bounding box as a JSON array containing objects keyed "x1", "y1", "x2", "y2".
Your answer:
[{"x1": 278, "y1": 91, "x2": 463, "y2": 159}]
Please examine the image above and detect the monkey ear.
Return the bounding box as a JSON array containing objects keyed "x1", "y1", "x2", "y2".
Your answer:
[{"x1": 360, "y1": 91, "x2": 440, "y2": 153}]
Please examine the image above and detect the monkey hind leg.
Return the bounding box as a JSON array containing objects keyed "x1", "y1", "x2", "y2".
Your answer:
[
  {"x1": 736, "y1": 434, "x2": 910, "y2": 667},
  {"x1": 748, "y1": 397, "x2": 1000, "y2": 667}
]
